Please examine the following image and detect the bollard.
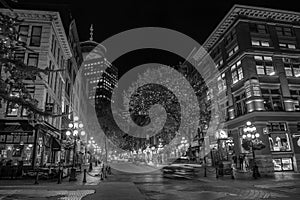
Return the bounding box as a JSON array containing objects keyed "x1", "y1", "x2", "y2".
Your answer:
[
  {"x1": 89, "y1": 162, "x2": 93, "y2": 172},
  {"x1": 83, "y1": 169, "x2": 87, "y2": 183},
  {"x1": 57, "y1": 168, "x2": 62, "y2": 184},
  {"x1": 231, "y1": 168, "x2": 235, "y2": 179},
  {"x1": 204, "y1": 165, "x2": 207, "y2": 177},
  {"x1": 34, "y1": 168, "x2": 39, "y2": 184},
  {"x1": 216, "y1": 167, "x2": 219, "y2": 179},
  {"x1": 100, "y1": 172, "x2": 104, "y2": 180}
]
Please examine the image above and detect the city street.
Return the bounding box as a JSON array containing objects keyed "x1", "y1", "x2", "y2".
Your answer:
[
  {"x1": 0, "y1": 163, "x2": 300, "y2": 199},
  {"x1": 1, "y1": 1, "x2": 300, "y2": 200}
]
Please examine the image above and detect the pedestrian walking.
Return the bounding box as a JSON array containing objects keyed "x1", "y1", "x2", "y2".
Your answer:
[{"x1": 239, "y1": 154, "x2": 244, "y2": 170}]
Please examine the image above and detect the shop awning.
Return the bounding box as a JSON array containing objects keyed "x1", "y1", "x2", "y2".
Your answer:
[{"x1": 52, "y1": 137, "x2": 61, "y2": 151}]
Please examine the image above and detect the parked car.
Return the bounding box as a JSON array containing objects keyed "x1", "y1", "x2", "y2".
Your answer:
[{"x1": 161, "y1": 157, "x2": 202, "y2": 179}]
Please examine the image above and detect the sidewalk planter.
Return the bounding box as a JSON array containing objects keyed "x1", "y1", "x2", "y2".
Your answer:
[{"x1": 233, "y1": 169, "x2": 252, "y2": 179}]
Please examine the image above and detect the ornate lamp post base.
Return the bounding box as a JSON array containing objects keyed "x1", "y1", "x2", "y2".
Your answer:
[{"x1": 69, "y1": 168, "x2": 77, "y2": 181}]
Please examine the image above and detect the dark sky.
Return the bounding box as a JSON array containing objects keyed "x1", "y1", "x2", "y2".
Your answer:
[
  {"x1": 7, "y1": 0, "x2": 299, "y2": 44},
  {"x1": 4, "y1": 0, "x2": 300, "y2": 75},
  {"x1": 65, "y1": 0, "x2": 300, "y2": 44}
]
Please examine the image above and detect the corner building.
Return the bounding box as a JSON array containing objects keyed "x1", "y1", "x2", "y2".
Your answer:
[{"x1": 202, "y1": 5, "x2": 300, "y2": 175}]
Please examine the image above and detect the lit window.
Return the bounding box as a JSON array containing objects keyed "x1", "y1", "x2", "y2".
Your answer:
[
  {"x1": 6, "y1": 102, "x2": 19, "y2": 116},
  {"x1": 288, "y1": 44, "x2": 296, "y2": 49},
  {"x1": 251, "y1": 39, "x2": 270, "y2": 47},
  {"x1": 279, "y1": 43, "x2": 297, "y2": 49},
  {"x1": 252, "y1": 40, "x2": 260, "y2": 46},
  {"x1": 18, "y1": 25, "x2": 29, "y2": 43},
  {"x1": 27, "y1": 53, "x2": 39, "y2": 67},
  {"x1": 283, "y1": 57, "x2": 300, "y2": 77},
  {"x1": 217, "y1": 73, "x2": 226, "y2": 92},
  {"x1": 231, "y1": 60, "x2": 243, "y2": 84},
  {"x1": 228, "y1": 45, "x2": 239, "y2": 57},
  {"x1": 261, "y1": 41, "x2": 270, "y2": 47},
  {"x1": 255, "y1": 55, "x2": 274, "y2": 76}
]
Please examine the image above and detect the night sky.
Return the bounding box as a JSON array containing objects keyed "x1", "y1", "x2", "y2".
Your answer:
[{"x1": 4, "y1": 0, "x2": 300, "y2": 75}]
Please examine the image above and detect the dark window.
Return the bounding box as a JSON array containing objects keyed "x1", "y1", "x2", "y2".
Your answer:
[
  {"x1": 53, "y1": 39, "x2": 57, "y2": 58},
  {"x1": 18, "y1": 25, "x2": 29, "y2": 43},
  {"x1": 57, "y1": 49, "x2": 60, "y2": 65},
  {"x1": 27, "y1": 53, "x2": 39, "y2": 67},
  {"x1": 234, "y1": 92, "x2": 247, "y2": 117},
  {"x1": 14, "y1": 51, "x2": 25, "y2": 63},
  {"x1": 30, "y1": 26, "x2": 42, "y2": 46},
  {"x1": 262, "y1": 88, "x2": 284, "y2": 111},
  {"x1": 250, "y1": 24, "x2": 268, "y2": 34},
  {"x1": 48, "y1": 61, "x2": 52, "y2": 84},
  {"x1": 224, "y1": 29, "x2": 236, "y2": 46},
  {"x1": 51, "y1": 35, "x2": 55, "y2": 53},
  {"x1": 276, "y1": 27, "x2": 294, "y2": 37},
  {"x1": 61, "y1": 56, "x2": 64, "y2": 69}
]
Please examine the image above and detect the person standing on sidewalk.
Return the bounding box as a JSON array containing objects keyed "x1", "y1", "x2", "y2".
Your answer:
[{"x1": 100, "y1": 161, "x2": 105, "y2": 175}]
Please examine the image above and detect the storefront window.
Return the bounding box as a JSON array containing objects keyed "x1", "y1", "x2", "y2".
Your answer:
[
  {"x1": 0, "y1": 144, "x2": 33, "y2": 166},
  {"x1": 269, "y1": 133, "x2": 291, "y2": 152},
  {"x1": 273, "y1": 158, "x2": 293, "y2": 171},
  {"x1": 6, "y1": 102, "x2": 19, "y2": 116}
]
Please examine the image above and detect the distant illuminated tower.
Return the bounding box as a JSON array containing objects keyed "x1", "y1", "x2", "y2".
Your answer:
[{"x1": 80, "y1": 25, "x2": 118, "y2": 104}]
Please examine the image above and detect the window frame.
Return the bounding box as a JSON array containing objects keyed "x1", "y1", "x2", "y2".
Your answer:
[
  {"x1": 255, "y1": 55, "x2": 275, "y2": 76},
  {"x1": 262, "y1": 88, "x2": 284, "y2": 111},
  {"x1": 18, "y1": 25, "x2": 29, "y2": 44},
  {"x1": 283, "y1": 58, "x2": 300, "y2": 77},
  {"x1": 29, "y1": 26, "x2": 42, "y2": 47},
  {"x1": 231, "y1": 60, "x2": 243, "y2": 84},
  {"x1": 27, "y1": 53, "x2": 39, "y2": 67},
  {"x1": 276, "y1": 26, "x2": 294, "y2": 37}
]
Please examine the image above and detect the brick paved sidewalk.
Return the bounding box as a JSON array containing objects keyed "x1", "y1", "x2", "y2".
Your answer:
[{"x1": 0, "y1": 165, "x2": 104, "y2": 187}]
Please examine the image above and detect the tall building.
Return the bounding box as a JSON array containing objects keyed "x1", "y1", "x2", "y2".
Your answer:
[
  {"x1": 0, "y1": 8, "x2": 84, "y2": 170},
  {"x1": 80, "y1": 26, "x2": 118, "y2": 156},
  {"x1": 196, "y1": 5, "x2": 300, "y2": 175},
  {"x1": 81, "y1": 25, "x2": 118, "y2": 104}
]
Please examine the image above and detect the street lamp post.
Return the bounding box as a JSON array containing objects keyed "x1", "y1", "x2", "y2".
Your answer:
[
  {"x1": 242, "y1": 121, "x2": 260, "y2": 179},
  {"x1": 66, "y1": 116, "x2": 85, "y2": 181}
]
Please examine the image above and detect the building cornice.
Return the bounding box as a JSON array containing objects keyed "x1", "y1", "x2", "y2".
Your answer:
[
  {"x1": 0, "y1": 8, "x2": 72, "y2": 59},
  {"x1": 203, "y1": 4, "x2": 300, "y2": 51}
]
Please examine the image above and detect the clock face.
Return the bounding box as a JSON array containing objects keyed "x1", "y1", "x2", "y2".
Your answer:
[{"x1": 297, "y1": 138, "x2": 300, "y2": 147}]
